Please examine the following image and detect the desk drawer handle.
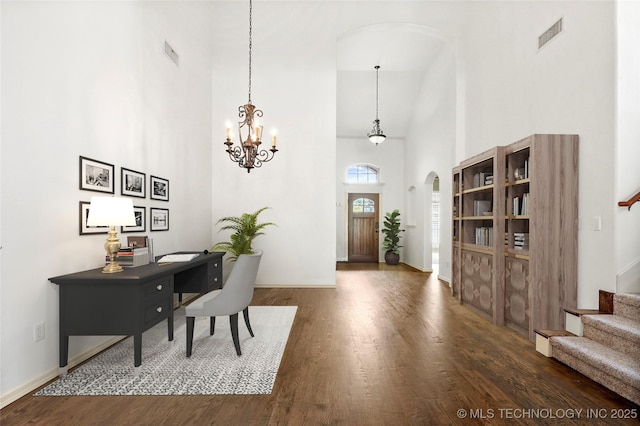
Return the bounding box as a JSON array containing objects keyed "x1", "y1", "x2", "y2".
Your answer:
[
  {"x1": 214, "y1": 277, "x2": 218, "y2": 282},
  {"x1": 156, "y1": 306, "x2": 163, "y2": 313},
  {"x1": 156, "y1": 284, "x2": 163, "y2": 291},
  {"x1": 214, "y1": 263, "x2": 218, "y2": 268}
]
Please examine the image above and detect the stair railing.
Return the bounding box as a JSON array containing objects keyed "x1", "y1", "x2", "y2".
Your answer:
[{"x1": 618, "y1": 190, "x2": 640, "y2": 210}]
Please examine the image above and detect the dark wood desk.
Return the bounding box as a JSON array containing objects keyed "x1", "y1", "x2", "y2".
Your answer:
[{"x1": 49, "y1": 251, "x2": 224, "y2": 375}]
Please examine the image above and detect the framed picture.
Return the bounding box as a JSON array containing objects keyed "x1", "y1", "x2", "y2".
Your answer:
[
  {"x1": 150, "y1": 208, "x2": 169, "y2": 231},
  {"x1": 150, "y1": 176, "x2": 169, "y2": 201},
  {"x1": 122, "y1": 206, "x2": 146, "y2": 233},
  {"x1": 79, "y1": 156, "x2": 114, "y2": 193},
  {"x1": 79, "y1": 201, "x2": 109, "y2": 235},
  {"x1": 121, "y1": 168, "x2": 146, "y2": 198}
]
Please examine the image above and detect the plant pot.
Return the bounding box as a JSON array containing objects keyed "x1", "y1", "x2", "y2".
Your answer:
[{"x1": 384, "y1": 251, "x2": 400, "y2": 265}]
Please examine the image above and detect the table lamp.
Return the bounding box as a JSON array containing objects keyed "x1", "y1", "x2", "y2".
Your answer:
[{"x1": 87, "y1": 196, "x2": 136, "y2": 273}]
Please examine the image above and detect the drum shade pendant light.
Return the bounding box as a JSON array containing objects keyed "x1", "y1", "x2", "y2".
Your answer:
[
  {"x1": 367, "y1": 65, "x2": 386, "y2": 145},
  {"x1": 224, "y1": 0, "x2": 278, "y2": 173}
]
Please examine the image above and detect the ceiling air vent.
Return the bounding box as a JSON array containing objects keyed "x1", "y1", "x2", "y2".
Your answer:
[{"x1": 538, "y1": 18, "x2": 563, "y2": 50}]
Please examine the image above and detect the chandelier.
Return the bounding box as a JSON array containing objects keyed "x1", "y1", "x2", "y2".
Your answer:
[
  {"x1": 367, "y1": 65, "x2": 386, "y2": 145},
  {"x1": 224, "y1": 0, "x2": 278, "y2": 173}
]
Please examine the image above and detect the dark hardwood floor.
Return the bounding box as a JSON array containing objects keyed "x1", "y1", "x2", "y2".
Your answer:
[{"x1": 2, "y1": 264, "x2": 638, "y2": 425}]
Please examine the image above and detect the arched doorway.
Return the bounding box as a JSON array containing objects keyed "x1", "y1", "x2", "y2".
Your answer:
[{"x1": 424, "y1": 172, "x2": 440, "y2": 272}]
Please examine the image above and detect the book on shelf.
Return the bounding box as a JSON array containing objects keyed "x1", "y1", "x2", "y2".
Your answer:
[
  {"x1": 474, "y1": 226, "x2": 494, "y2": 246},
  {"x1": 117, "y1": 246, "x2": 149, "y2": 254},
  {"x1": 513, "y1": 232, "x2": 529, "y2": 250},
  {"x1": 512, "y1": 193, "x2": 530, "y2": 215},
  {"x1": 484, "y1": 173, "x2": 494, "y2": 185},
  {"x1": 474, "y1": 200, "x2": 492, "y2": 216},
  {"x1": 125, "y1": 236, "x2": 154, "y2": 259},
  {"x1": 473, "y1": 172, "x2": 494, "y2": 187},
  {"x1": 106, "y1": 250, "x2": 150, "y2": 267}
]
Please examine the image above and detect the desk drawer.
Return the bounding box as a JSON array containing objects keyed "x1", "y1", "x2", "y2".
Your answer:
[
  {"x1": 208, "y1": 272, "x2": 222, "y2": 289},
  {"x1": 208, "y1": 259, "x2": 222, "y2": 289},
  {"x1": 144, "y1": 297, "x2": 172, "y2": 328},
  {"x1": 143, "y1": 277, "x2": 172, "y2": 298}
]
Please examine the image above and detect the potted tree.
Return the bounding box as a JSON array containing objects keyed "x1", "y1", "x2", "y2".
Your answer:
[
  {"x1": 381, "y1": 209, "x2": 404, "y2": 265},
  {"x1": 210, "y1": 207, "x2": 275, "y2": 261}
]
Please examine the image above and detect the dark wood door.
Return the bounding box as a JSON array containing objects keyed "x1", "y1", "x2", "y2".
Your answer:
[{"x1": 348, "y1": 193, "x2": 379, "y2": 263}]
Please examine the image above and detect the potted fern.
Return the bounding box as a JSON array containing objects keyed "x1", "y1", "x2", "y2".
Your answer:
[
  {"x1": 381, "y1": 209, "x2": 404, "y2": 265},
  {"x1": 210, "y1": 207, "x2": 275, "y2": 261}
]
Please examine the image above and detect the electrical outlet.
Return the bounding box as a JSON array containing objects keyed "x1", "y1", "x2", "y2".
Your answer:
[{"x1": 34, "y1": 322, "x2": 45, "y2": 342}]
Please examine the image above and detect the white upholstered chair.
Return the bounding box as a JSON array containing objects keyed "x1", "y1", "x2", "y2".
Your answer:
[{"x1": 186, "y1": 250, "x2": 262, "y2": 356}]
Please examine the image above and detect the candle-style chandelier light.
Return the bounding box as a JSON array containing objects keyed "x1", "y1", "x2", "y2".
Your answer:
[
  {"x1": 224, "y1": 0, "x2": 278, "y2": 173},
  {"x1": 367, "y1": 65, "x2": 386, "y2": 145}
]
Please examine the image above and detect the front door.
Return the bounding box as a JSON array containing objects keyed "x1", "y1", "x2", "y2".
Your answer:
[{"x1": 348, "y1": 193, "x2": 379, "y2": 263}]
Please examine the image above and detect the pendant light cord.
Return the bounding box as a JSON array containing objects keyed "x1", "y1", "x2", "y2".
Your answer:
[{"x1": 375, "y1": 65, "x2": 380, "y2": 121}]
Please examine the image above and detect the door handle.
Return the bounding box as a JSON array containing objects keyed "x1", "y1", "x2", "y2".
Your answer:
[{"x1": 375, "y1": 222, "x2": 379, "y2": 232}]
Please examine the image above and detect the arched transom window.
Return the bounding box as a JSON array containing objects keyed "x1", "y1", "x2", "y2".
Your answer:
[
  {"x1": 347, "y1": 165, "x2": 379, "y2": 183},
  {"x1": 352, "y1": 197, "x2": 376, "y2": 213}
]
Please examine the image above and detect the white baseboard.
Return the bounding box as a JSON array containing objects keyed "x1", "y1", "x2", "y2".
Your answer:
[
  {"x1": 438, "y1": 274, "x2": 451, "y2": 284},
  {"x1": 255, "y1": 284, "x2": 336, "y2": 289},
  {"x1": 1, "y1": 336, "x2": 123, "y2": 409}
]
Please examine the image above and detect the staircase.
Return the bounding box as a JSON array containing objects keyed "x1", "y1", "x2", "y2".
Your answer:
[{"x1": 548, "y1": 293, "x2": 640, "y2": 405}]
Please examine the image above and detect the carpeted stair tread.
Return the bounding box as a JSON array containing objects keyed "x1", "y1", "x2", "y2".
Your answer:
[
  {"x1": 550, "y1": 336, "x2": 640, "y2": 388},
  {"x1": 615, "y1": 292, "x2": 640, "y2": 307},
  {"x1": 582, "y1": 314, "x2": 640, "y2": 344},
  {"x1": 614, "y1": 293, "x2": 640, "y2": 322}
]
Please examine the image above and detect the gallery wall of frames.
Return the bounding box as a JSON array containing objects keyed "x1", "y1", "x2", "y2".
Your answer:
[{"x1": 78, "y1": 155, "x2": 170, "y2": 235}]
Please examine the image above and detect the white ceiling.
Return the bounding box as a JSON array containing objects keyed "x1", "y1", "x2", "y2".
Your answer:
[{"x1": 336, "y1": 24, "x2": 447, "y2": 140}]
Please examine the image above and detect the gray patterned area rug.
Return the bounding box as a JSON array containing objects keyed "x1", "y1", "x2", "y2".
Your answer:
[{"x1": 36, "y1": 305, "x2": 297, "y2": 396}]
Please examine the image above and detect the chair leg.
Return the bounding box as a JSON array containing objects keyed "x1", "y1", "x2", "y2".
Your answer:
[
  {"x1": 186, "y1": 316, "x2": 195, "y2": 357},
  {"x1": 210, "y1": 317, "x2": 216, "y2": 335},
  {"x1": 243, "y1": 307, "x2": 254, "y2": 337},
  {"x1": 230, "y1": 313, "x2": 241, "y2": 356}
]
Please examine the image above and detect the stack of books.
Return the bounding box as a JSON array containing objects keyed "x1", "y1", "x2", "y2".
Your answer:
[
  {"x1": 106, "y1": 246, "x2": 150, "y2": 267},
  {"x1": 475, "y1": 226, "x2": 494, "y2": 246},
  {"x1": 514, "y1": 232, "x2": 529, "y2": 250},
  {"x1": 473, "y1": 172, "x2": 494, "y2": 187}
]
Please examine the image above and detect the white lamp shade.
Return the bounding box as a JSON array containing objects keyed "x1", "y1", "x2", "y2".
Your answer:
[
  {"x1": 369, "y1": 134, "x2": 386, "y2": 144},
  {"x1": 87, "y1": 196, "x2": 136, "y2": 227}
]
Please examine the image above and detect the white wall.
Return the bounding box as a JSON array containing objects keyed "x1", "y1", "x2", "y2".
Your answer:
[
  {"x1": 459, "y1": 1, "x2": 617, "y2": 308},
  {"x1": 1, "y1": 1, "x2": 213, "y2": 404},
  {"x1": 209, "y1": 1, "x2": 339, "y2": 286},
  {"x1": 403, "y1": 42, "x2": 457, "y2": 276},
  {"x1": 615, "y1": 0, "x2": 640, "y2": 293}
]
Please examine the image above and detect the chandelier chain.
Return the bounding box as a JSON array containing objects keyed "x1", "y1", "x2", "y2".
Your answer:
[
  {"x1": 248, "y1": 0, "x2": 253, "y2": 103},
  {"x1": 224, "y1": 0, "x2": 278, "y2": 173}
]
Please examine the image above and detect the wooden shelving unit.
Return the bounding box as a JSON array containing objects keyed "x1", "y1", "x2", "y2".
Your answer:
[
  {"x1": 456, "y1": 146, "x2": 505, "y2": 326},
  {"x1": 451, "y1": 166, "x2": 461, "y2": 298},
  {"x1": 452, "y1": 134, "x2": 579, "y2": 341}
]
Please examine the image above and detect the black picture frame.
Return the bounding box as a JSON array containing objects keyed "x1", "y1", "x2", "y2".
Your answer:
[
  {"x1": 121, "y1": 167, "x2": 146, "y2": 198},
  {"x1": 122, "y1": 206, "x2": 146, "y2": 233},
  {"x1": 79, "y1": 156, "x2": 114, "y2": 194},
  {"x1": 150, "y1": 176, "x2": 169, "y2": 201},
  {"x1": 150, "y1": 208, "x2": 169, "y2": 231},
  {"x1": 79, "y1": 201, "x2": 109, "y2": 235}
]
